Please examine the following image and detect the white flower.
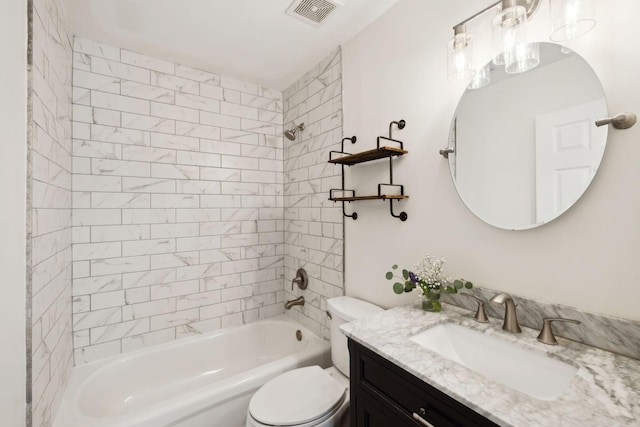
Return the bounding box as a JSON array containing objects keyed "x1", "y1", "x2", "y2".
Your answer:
[{"x1": 414, "y1": 254, "x2": 451, "y2": 288}]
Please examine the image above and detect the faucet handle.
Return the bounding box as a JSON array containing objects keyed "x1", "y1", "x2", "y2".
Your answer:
[
  {"x1": 460, "y1": 293, "x2": 489, "y2": 323},
  {"x1": 537, "y1": 317, "x2": 581, "y2": 345}
]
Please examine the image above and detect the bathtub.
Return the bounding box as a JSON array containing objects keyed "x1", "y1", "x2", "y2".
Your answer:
[{"x1": 54, "y1": 315, "x2": 331, "y2": 427}]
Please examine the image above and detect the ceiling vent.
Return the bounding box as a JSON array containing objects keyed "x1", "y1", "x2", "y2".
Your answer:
[{"x1": 286, "y1": 0, "x2": 342, "y2": 27}]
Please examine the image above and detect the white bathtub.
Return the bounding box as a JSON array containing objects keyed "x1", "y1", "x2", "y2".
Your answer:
[{"x1": 54, "y1": 315, "x2": 331, "y2": 427}]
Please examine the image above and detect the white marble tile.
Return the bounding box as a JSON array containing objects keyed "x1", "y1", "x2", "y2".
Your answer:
[
  {"x1": 121, "y1": 145, "x2": 176, "y2": 164},
  {"x1": 150, "y1": 308, "x2": 199, "y2": 331},
  {"x1": 122, "y1": 238, "x2": 175, "y2": 256},
  {"x1": 72, "y1": 242, "x2": 121, "y2": 261},
  {"x1": 150, "y1": 194, "x2": 199, "y2": 208},
  {"x1": 74, "y1": 340, "x2": 121, "y2": 365},
  {"x1": 175, "y1": 180, "x2": 220, "y2": 195},
  {"x1": 91, "y1": 57, "x2": 150, "y2": 84},
  {"x1": 176, "y1": 290, "x2": 221, "y2": 310},
  {"x1": 89, "y1": 318, "x2": 148, "y2": 345},
  {"x1": 90, "y1": 256, "x2": 150, "y2": 276},
  {"x1": 121, "y1": 328, "x2": 175, "y2": 354},
  {"x1": 123, "y1": 298, "x2": 176, "y2": 320},
  {"x1": 175, "y1": 93, "x2": 220, "y2": 113},
  {"x1": 175, "y1": 65, "x2": 219, "y2": 85},
  {"x1": 121, "y1": 80, "x2": 175, "y2": 103},
  {"x1": 90, "y1": 290, "x2": 125, "y2": 310},
  {"x1": 151, "y1": 163, "x2": 199, "y2": 180},
  {"x1": 121, "y1": 49, "x2": 175, "y2": 74},
  {"x1": 73, "y1": 307, "x2": 122, "y2": 330},
  {"x1": 91, "y1": 124, "x2": 149, "y2": 146},
  {"x1": 176, "y1": 151, "x2": 221, "y2": 168},
  {"x1": 73, "y1": 139, "x2": 122, "y2": 159},
  {"x1": 73, "y1": 274, "x2": 122, "y2": 296},
  {"x1": 151, "y1": 71, "x2": 199, "y2": 95},
  {"x1": 123, "y1": 268, "x2": 177, "y2": 289},
  {"x1": 121, "y1": 112, "x2": 176, "y2": 134},
  {"x1": 175, "y1": 122, "x2": 220, "y2": 140},
  {"x1": 73, "y1": 69, "x2": 120, "y2": 94},
  {"x1": 199, "y1": 300, "x2": 242, "y2": 321},
  {"x1": 220, "y1": 75, "x2": 258, "y2": 95},
  {"x1": 91, "y1": 91, "x2": 150, "y2": 115},
  {"x1": 150, "y1": 101, "x2": 199, "y2": 123},
  {"x1": 200, "y1": 83, "x2": 224, "y2": 100},
  {"x1": 91, "y1": 224, "x2": 150, "y2": 242},
  {"x1": 175, "y1": 208, "x2": 221, "y2": 223},
  {"x1": 199, "y1": 111, "x2": 241, "y2": 129},
  {"x1": 122, "y1": 177, "x2": 176, "y2": 193},
  {"x1": 122, "y1": 208, "x2": 176, "y2": 224},
  {"x1": 74, "y1": 38, "x2": 121, "y2": 61},
  {"x1": 149, "y1": 252, "x2": 199, "y2": 269}
]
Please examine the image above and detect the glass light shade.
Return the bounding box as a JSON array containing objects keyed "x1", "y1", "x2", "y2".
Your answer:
[
  {"x1": 448, "y1": 33, "x2": 475, "y2": 81},
  {"x1": 549, "y1": 0, "x2": 596, "y2": 41},
  {"x1": 505, "y1": 42, "x2": 540, "y2": 74},
  {"x1": 492, "y1": 4, "x2": 527, "y2": 67},
  {"x1": 467, "y1": 64, "x2": 490, "y2": 90}
]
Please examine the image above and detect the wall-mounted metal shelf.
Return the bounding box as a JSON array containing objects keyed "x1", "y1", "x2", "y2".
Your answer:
[
  {"x1": 328, "y1": 120, "x2": 409, "y2": 221},
  {"x1": 330, "y1": 195, "x2": 410, "y2": 202},
  {"x1": 329, "y1": 146, "x2": 408, "y2": 166}
]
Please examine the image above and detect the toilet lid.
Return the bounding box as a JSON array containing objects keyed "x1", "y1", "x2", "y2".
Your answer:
[{"x1": 249, "y1": 366, "x2": 346, "y2": 426}]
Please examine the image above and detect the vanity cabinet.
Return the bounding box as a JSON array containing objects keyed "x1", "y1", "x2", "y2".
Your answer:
[{"x1": 349, "y1": 339, "x2": 499, "y2": 427}]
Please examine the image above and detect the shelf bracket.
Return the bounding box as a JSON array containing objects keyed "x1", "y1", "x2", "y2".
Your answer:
[
  {"x1": 329, "y1": 189, "x2": 358, "y2": 220},
  {"x1": 389, "y1": 199, "x2": 408, "y2": 221},
  {"x1": 342, "y1": 202, "x2": 358, "y2": 221},
  {"x1": 379, "y1": 184, "x2": 408, "y2": 221}
]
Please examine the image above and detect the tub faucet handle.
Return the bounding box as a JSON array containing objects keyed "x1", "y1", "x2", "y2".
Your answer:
[
  {"x1": 460, "y1": 293, "x2": 489, "y2": 323},
  {"x1": 291, "y1": 268, "x2": 308, "y2": 290},
  {"x1": 537, "y1": 317, "x2": 581, "y2": 345}
]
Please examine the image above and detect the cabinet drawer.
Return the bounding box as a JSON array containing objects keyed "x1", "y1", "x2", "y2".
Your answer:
[
  {"x1": 349, "y1": 339, "x2": 499, "y2": 427},
  {"x1": 354, "y1": 390, "x2": 420, "y2": 427}
]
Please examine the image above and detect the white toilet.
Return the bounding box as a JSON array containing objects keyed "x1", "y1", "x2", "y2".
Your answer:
[{"x1": 246, "y1": 296, "x2": 382, "y2": 427}]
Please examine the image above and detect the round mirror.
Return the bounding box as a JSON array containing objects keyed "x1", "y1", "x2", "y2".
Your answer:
[{"x1": 448, "y1": 42, "x2": 608, "y2": 230}]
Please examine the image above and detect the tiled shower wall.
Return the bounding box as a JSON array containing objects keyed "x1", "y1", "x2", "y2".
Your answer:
[
  {"x1": 30, "y1": 0, "x2": 74, "y2": 425},
  {"x1": 71, "y1": 38, "x2": 285, "y2": 364},
  {"x1": 283, "y1": 49, "x2": 345, "y2": 339}
]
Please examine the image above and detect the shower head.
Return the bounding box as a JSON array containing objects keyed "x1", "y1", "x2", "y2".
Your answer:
[{"x1": 284, "y1": 123, "x2": 305, "y2": 141}]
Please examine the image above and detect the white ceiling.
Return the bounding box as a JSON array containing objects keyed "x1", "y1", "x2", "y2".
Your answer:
[{"x1": 62, "y1": 0, "x2": 399, "y2": 91}]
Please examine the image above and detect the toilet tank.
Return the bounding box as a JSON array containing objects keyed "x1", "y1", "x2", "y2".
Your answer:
[{"x1": 327, "y1": 296, "x2": 383, "y2": 377}]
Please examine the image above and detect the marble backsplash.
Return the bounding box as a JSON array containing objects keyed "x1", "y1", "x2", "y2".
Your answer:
[{"x1": 441, "y1": 287, "x2": 640, "y2": 360}]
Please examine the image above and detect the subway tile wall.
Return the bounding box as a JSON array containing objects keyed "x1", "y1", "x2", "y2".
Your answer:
[
  {"x1": 282, "y1": 49, "x2": 345, "y2": 338},
  {"x1": 71, "y1": 38, "x2": 285, "y2": 364},
  {"x1": 30, "y1": 0, "x2": 74, "y2": 425}
]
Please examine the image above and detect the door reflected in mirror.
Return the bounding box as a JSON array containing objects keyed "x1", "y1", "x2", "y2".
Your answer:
[{"x1": 449, "y1": 42, "x2": 608, "y2": 230}]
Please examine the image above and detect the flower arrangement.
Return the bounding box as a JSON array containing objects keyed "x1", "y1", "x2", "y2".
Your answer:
[{"x1": 385, "y1": 254, "x2": 472, "y2": 312}]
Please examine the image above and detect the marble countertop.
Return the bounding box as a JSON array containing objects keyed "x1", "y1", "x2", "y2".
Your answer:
[{"x1": 341, "y1": 303, "x2": 640, "y2": 427}]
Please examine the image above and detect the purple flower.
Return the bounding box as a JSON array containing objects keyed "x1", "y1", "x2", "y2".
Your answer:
[{"x1": 409, "y1": 271, "x2": 419, "y2": 284}]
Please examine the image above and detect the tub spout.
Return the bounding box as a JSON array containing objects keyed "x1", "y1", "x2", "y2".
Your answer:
[{"x1": 285, "y1": 296, "x2": 305, "y2": 310}]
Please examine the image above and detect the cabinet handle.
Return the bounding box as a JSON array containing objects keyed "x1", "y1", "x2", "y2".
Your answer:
[{"x1": 412, "y1": 409, "x2": 436, "y2": 427}]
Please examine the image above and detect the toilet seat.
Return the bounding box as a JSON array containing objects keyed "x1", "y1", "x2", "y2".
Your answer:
[{"x1": 248, "y1": 366, "x2": 347, "y2": 426}]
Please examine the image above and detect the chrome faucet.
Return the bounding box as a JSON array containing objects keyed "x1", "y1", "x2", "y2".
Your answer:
[
  {"x1": 490, "y1": 292, "x2": 521, "y2": 333},
  {"x1": 285, "y1": 296, "x2": 305, "y2": 310}
]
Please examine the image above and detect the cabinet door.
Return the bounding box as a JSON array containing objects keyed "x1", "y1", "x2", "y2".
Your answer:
[{"x1": 354, "y1": 393, "x2": 419, "y2": 427}]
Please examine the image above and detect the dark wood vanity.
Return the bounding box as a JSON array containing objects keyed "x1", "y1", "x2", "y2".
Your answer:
[{"x1": 349, "y1": 339, "x2": 500, "y2": 427}]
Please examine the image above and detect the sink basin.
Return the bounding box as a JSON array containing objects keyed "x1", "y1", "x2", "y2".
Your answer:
[{"x1": 410, "y1": 323, "x2": 577, "y2": 401}]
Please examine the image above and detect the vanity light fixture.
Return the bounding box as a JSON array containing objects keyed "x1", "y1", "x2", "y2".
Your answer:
[
  {"x1": 447, "y1": 0, "x2": 596, "y2": 81},
  {"x1": 447, "y1": 25, "x2": 475, "y2": 80}
]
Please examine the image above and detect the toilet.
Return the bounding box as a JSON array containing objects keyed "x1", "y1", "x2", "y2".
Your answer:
[{"x1": 246, "y1": 296, "x2": 383, "y2": 427}]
